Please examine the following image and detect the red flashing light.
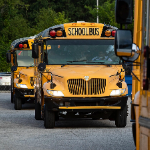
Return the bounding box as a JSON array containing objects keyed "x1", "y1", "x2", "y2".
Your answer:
[
  {"x1": 111, "y1": 30, "x2": 116, "y2": 37},
  {"x1": 143, "y1": 79, "x2": 148, "y2": 90},
  {"x1": 50, "y1": 30, "x2": 56, "y2": 37},
  {"x1": 19, "y1": 44, "x2": 23, "y2": 48},
  {"x1": 0, "y1": 77, "x2": 2, "y2": 79},
  {"x1": 143, "y1": 46, "x2": 148, "y2": 57}
]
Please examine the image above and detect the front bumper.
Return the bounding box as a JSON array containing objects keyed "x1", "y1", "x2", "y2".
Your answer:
[
  {"x1": 15, "y1": 88, "x2": 34, "y2": 98},
  {"x1": 44, "y1": 96, "x2": 128, "y2": 112}
]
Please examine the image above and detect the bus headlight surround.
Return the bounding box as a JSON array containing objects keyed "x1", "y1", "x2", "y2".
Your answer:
[
  {"x1": 110, "y1": 89, "x2": 126, "y2": 96},
  {"x1": 47, "y1": 90, "x2": 64, "y2": 97},
  {"x1": 16, "y1": 83, "x2": 28, "y2": 88}
]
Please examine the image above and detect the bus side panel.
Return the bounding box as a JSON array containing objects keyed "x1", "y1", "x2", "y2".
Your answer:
[{"x1": 140, "y1": 126, "x2": 150, "y2": 150}]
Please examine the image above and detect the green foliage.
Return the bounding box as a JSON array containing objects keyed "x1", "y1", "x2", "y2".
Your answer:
[
  {"x1": 86, "y1": 0, "x2": 118, "y2": 27},
  {"x1": 0, "y1": 40, "x2": 11, "y2": 72},
  {"x1": 35, "y1": 8, "x2": 69, "y2": 33},
  {"x1": 86, "y1": 0, "x2": 134, "y2": 30},
  {"x1": 0, "y1": 0, "x2": 134, "y2": 72}
]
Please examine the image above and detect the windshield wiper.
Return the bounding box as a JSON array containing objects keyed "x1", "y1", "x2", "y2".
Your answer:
[
  {"x1": 61, "y1": 60, "x2": 87, "y2": 67},
  {"x1": 86, "y1": 61, "x2": 105, "y2": 64},
  {"x1": 67, "y1": 60, "x2": 87, "y2": 63}
]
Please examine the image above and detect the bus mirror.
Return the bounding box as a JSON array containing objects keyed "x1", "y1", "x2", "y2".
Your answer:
[
  {"x1": 115, "y1": 29, "x2": 132, "y2": 57},
  {"x1": 11, "y1": 66, "x2": 17, "y2": 72},
  {"x1": 6, "y1": 52, "x2": 11, "y2": 63},
  {"x1": 38, "y1": 63, "x2": 46, "y2": 71},
  {"x1": 115, "y1": 0, "x2": 133, "y2": 24},
  {"x1": 32, "y1": 43, "x2": 39, "y2": 58},
  {"x1": 122, "y1": 43, "x2": 140, "y2": 62}
]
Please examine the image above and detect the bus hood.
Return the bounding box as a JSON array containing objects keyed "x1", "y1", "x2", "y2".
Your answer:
[
  {"x1": 14, "y1": 68, "x2": 34, "y2": 89},
  {"x1": 43, "y1": 65, "x2": 127, "y2": 97},
  {"x1": 19, "y1": 68, "x2": 34, "y2": 77},
  {"x1": 51, "y1": 65, "x2": 121, "y2": 79}
]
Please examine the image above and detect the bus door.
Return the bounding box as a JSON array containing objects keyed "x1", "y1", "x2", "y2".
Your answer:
[{"x1": 138, "y1": 0, "x2": 150, "y2": 149}]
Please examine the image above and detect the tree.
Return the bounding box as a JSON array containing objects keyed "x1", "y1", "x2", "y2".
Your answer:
[
  {"x1": 35, "y1": 8, "x2": 69, "y2": 33},
  {"x1": 0, "y1": 0, "x2": 30, "y2": 72},
  {"x1": 85, "y1": 0, "x2": 133, "y2": 30}
]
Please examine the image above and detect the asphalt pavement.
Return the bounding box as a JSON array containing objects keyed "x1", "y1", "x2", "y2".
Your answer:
[{"x1": 0, "y1": 93, "x2": 135, "y2": 150}]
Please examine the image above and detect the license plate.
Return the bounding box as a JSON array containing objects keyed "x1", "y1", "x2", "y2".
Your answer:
[{"x1": 5, "y1": 82, "x2": 10, "y2": 85}]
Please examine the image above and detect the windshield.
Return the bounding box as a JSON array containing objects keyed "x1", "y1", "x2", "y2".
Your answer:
[
  {"x1": 46, "y1": 39, "x2": 121, "y2": 65},
  {"x1": 15, "y1": 50, "x2": 34, "y2": 66}
]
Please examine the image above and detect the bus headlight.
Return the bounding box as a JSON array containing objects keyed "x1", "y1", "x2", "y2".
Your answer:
[
  {"x1": 16, "y1": 83, "x2": 28, "y2": 88},
  {"x1": 110, "y1": 89, "x2": 125, "y2": 96},
  {"x1": 47, "y1": 90, "x2": 64, "y2": 97}
]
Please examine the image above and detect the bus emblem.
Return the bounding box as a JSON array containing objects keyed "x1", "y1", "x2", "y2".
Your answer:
[{"x1": 84, "y1": 76, "x2": 89, "y2": 81}]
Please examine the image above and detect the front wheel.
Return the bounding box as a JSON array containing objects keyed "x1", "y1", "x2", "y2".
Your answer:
[
  {"x1": 14, "y1": 96, "x2": 22, "y2": 110},
  {"x1": 44, "y1": 104, "x2": 55, "y2": 129},
  {"x1": 132, "y1": 122, "x2": 136, "y2": 146},
  {"x1": 11, "y1": 83, "x2": 14, "y2": 103},
  {"x1": 115, "y1": 105, "x2": 127, "y2": 127},
  {"x1": 35, "y1": 92, "x2": 41, "y2": 120}
]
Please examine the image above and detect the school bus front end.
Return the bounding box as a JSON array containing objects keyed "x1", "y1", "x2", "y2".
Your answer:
[
  {"x1": 33, "y1": 22, "x2": 128, "y2": 128},
  {"x1": 43, "y1": 65, "x2": 128, "y2": 126}
]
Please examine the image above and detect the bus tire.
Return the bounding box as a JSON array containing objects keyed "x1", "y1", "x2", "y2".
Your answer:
[
  {"x1": 92, "y1": 117, "x2": 100, "y2": 120},
  {"x1": 44, "y1": 104, "x2": 55, "y2": 129},
  {"x1": 14, "y1": 96, "x2": 22, "y2": 110},
  {"x1": 11, "y1": 84, "x2": 13, "y2": 103},
  {"x1": 115, "y1": 105, "x2": 127, "y2": 127},
  {"x1": 35, "y1": 93, "x2": 41, "y2": 120},
  {"x1": 132, "y1": 122, "x2": 136, "y2": 146}
]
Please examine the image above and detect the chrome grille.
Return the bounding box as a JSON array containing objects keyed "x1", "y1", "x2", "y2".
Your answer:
[{"x1": 67, "y1": 78, "x2": 106, "y2": 95}]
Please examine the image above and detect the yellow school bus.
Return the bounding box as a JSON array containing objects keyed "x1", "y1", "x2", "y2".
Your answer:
[
  {"x1": 32, "y1": 22, "x2": 128, "y2": 128},
  {"x1": 115, "y1": 0, "x2": 150, "y2": 149},
  {"x1": 6, "y1": 37, "x2": 35, "y2": 110}
]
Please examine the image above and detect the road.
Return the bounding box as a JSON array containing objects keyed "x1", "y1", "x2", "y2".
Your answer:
[{"x1": 0, "y1": 93, "x2": 135, "y2": 150}]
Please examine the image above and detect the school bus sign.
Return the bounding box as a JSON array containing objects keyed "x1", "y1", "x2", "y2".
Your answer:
[
  {"x1": 64, "y1": 23, "x2": 104, "y2": 38},
  {"x1": 67, "y1": 27, "x2": 100, "y2": 36}
]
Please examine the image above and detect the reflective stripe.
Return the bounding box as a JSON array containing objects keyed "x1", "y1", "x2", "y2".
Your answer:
[
  {"x1": 24, "y1": 95, "x2": 34, "y2": 97},
  {"x1": 59, "y1": 106, "x2": 121, "y2": 109}
]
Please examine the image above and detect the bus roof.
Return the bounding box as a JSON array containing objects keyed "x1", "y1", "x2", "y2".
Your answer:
[
  {"x1": 11, "y1": 22, "x2": 118, "y2": 48},
  {"x1": 11, "y1": 35, "x2": 36, "y2": 48},
  {"x1": 35, "y1": 22, "x2": 118, "y2": 39}
]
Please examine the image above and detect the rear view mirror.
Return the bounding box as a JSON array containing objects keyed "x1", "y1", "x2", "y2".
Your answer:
[
  {"x1": 122, "y1": 43, "x2": 140, "y2": 62},
  {"x1": 6, "y1": 52, "x2": 11, "y2": 63},
  {"x1": 11, "y1": 66, "x2": 17, "y2": 72},
  {"x1": 32, "y1": 43, "x2": 39, "y2": 58},
  {"x1": 115, "y1": 0, "x2": 133, "y2": 24},
  {"x1": 115, "y1": 29, "x2": 132, "y2": 57},
  {"x1": 38, "y1": 63, "x2": 46, "y2": 71}
]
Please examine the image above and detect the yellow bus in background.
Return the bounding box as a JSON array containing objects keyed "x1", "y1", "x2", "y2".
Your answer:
[
  {"x1": 114, "y1": 0, "x2": 150, "y2": 149},
  {"x1": 7, "y1": 38, "x2": 35, "y2": 110},
  {"x1": 32, "y1": 22, "x2": 128, "y2": 128}
]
